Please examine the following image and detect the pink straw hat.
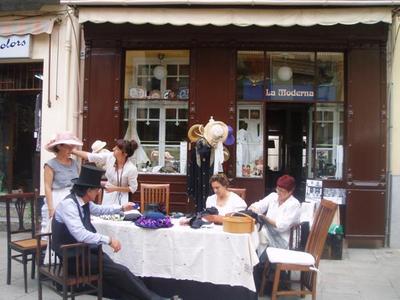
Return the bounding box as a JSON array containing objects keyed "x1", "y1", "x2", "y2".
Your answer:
[{"x1": 45, "y1": 131, "x2": 83, "y2": 152}]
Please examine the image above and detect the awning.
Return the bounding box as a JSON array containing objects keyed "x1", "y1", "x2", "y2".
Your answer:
[
  {"x1": 0, "y1": 15, "x2": 59, "y2": 36},
  {"x1": 78, "y1": 7, "x2": 392, "y2": 27},
  {"x1": 63, "y1": 0, "x2": 400, "y2": 6}
]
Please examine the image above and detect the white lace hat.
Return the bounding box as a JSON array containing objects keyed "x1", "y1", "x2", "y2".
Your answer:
[{"x1": 91, "y1": 140, "x2": 107, "y2": 153}]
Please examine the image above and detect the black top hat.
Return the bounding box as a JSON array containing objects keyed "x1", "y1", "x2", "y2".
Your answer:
[{"x1": 71, "y1": 164, "x2": 105, "y2": 188}]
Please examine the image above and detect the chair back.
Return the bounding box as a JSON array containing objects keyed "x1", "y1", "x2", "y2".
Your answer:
[
  {"x1": 0, "y1": 191, "x2": 38, "y2": 243},
  {"x1": 302, "y1": 199, "x2": 337, "y2": 290},
  {"x1": 227, "y1": 188, "x2": 246, "y2": 200},
  {"x1": 289, "y1": 221, "x2": 310, "y2": 251},
  {"x1": 140, "y1": 183, "x2": 170, "y2": 214}
]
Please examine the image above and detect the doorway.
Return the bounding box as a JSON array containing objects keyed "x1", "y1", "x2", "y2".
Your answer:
[
  {"x1": 265, "y1": 103, "x2": 312, "y2": 201},
  {"x1": 0, "y1": 92, "x2": 39, "y2": 193}
]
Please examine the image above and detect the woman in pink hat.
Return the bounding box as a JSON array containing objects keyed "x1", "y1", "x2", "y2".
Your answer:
[
  {"x1": 72, "y1": 139, "x2": 138, "y2": 206},
  {"x1": 42, "y1": 131, "x2": 83, "y2": 231}
]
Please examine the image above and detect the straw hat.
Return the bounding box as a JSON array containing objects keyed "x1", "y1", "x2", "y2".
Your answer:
[
  {"x1": 91, "y1": 140, "x2": 107, "y2": 153},
  {"x1": 203, "y1": 117, "x2": 228, "y2": 147},
  {"x1": 187, "y1": 124, "x2": 204, "y2": 143},
  {"x1": 223, "y1": 146, "x2": 230, "y2": 162},
  {"x1": 45, "y1": 131, "x2": 83, "y2": 152}
]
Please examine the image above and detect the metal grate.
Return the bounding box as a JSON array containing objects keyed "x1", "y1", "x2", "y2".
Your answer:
[{"x1": 0, "y1": 62, "x2": 43, "y2": 91}]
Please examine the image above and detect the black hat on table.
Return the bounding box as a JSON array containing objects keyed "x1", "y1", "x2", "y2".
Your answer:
[{"x1": 71, "y1": 164, "x2": 105, "y2": 188}]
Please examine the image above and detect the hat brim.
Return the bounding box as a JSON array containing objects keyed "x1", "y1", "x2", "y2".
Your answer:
[
  {"x1": 203, "y1": 121, "x2": 228, "y2": 145},
  {"x1": 71, "y1": 178, "x2": 102, "y2": 188},
  {"x1": 92, "y1": 141, "x2": 107, "y2": 153},
  {"x1": 224, "y1": 134, "x2": 235, "y2": 146},
  {"x1": 45, "y1": 139, "x2": 83, "y2": 152},
  {"x1": 223, "y1": 146, "x2": 230, "y2": 162},
  {"x1": 187, "y1": 124, "x2": 204, "y2": 143}
]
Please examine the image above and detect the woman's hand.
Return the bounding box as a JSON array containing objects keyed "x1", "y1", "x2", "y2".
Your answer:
[
  {"x1": 104, "y1": 183, "x2": 117, "y2": 193},
  {"x1": 248, "y1": 206, "x2": 260, "y2": 213},
  {"x1": 203, "y1": 214, "x2": 223, "y2": 224},
  {"x1": 48, "y1": 207, "x2": 55, "y2": 218}
]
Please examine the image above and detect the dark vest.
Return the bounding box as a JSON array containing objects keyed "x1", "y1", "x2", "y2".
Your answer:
[{"x1": 51, "y1": 193, "x2": 96, "y2": 255}]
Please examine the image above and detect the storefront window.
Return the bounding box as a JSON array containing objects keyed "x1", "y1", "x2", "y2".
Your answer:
[
  {"x1": 237, "y1": 51, "x2": 264, "y2": 100},
  {"x1": 236, "y1": 104, "x2": 263, "y2": 177},
  {"x1": 266, "y1": 52, "x2": 315, "y2": 101},
  {"x1": 236, "y1": 50, "x2": 345, "y2": 182},
  {"x1": 124, "y1": 50, "x2": 189, "y2": 174},
  {"x1": 317, "y1": 53, "x2": 344, "y2": 101},
  {"x1": 312, "y1": 103, "x2": 344, "y2": 179}
]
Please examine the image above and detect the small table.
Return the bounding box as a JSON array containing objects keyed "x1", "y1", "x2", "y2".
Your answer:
[{"x1": 93, "y1": 218, "x2": 259, "y2": 299}]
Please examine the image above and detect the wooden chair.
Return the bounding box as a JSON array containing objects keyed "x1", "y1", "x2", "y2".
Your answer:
[
  {"x1": 0, "y1": 191, "x2": 47, "y2": 293},
  {"x1": 140, "y1": 183, "x2": 170, "y2": 214},
  {"x1": 36, "y1": 232, "x2": 103, "y2": 300},
  {"x1": 227, "y1": 187, "x2": 246, "y2": 200},
  {"x1": 259, "y1": 199, "x2": 337, "y2": 300}
]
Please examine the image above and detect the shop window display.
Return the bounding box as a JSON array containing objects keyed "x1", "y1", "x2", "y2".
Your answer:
[
  {"x1": 316, "y1": 53, "x2": 344, "y2": 102},
  {"x1": 308, "y1": 103, "x2": 344, "y2": 180},
  {"x1": 236, "y1": 105, "x2": 263, "y2": 178},
  {"x1": 124, "y1": 50, "x2": 189, "y2": 174},
  {"x1": 236, "y1": 50, "x2": 344, "y2": 181}
]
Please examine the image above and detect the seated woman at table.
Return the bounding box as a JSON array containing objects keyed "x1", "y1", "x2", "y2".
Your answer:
[
  {"x1": 248, "y1": 175, "x2": 301, "y2": 259},
  {"x1": 203, "y1": 173, "x2": 247, "y2": 224}
]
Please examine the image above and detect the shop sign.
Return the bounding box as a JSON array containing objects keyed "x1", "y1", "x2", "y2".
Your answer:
[
  {"x1": 265, "y1": 84, "x2": 314, "y2": 101},
  {"x1": 0, "y1": 35, "x2": 31, "y2": 58}
]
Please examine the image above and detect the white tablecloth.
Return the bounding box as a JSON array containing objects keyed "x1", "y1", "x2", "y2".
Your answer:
[{"x1": 93, "y1": 218, "x2": 259, "y2": 292}]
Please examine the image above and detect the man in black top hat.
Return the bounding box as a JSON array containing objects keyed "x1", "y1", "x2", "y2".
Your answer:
[{"x1": 52, "y1": 164, "x2": 166, "y2": 300}]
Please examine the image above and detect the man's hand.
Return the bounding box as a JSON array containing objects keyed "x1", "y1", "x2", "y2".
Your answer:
[
  {"x1": 121, "y1": 202, "x2": 135, "y2": 212},
  {"x1": 109, "y1": 237, "x2": 122, "y2": 253}
]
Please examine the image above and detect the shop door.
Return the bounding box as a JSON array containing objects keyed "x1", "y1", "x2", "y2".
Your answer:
[
  {"x1": 0, "y1": 92, "x2": 38, "y2": 193},
  {"x1": 265, "y1": 103, "x2": 311, "y2": 201}
]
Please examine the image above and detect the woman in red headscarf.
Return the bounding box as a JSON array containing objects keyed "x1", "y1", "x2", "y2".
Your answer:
[{"x1": 249, "y1": 175, "x2": 301, "y2": 254}]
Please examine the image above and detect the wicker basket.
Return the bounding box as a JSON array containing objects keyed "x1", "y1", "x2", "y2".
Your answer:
[{"x1": 223, "y1": 212, "x2": 255, "y2": 234}]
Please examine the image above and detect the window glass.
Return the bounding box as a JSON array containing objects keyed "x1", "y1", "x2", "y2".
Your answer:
[
  {"x1": 236, "y1": 104, "x2": 264, "y2": 177},
  {"x1": 266, "y1": 52, "x2": 315, "y2": 101},
  {"x1": 313, "y1": 103, "x2": 344, "y2": 179},
  {"x1": 237, "y1": 51, "x2": 265, "y2": 100},
  {"x1": 124, "y1": 50, "x2": 189, "y2": 175},
  {"x1": 125, "y1": 50, "x2": 189, "y2": 100},
  {"x1": 317, "y1": 52, "x2": 344, "y2": 102}
]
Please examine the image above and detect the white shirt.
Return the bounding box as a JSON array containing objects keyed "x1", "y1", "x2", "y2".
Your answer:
[
  {"x1": 249, "y1": 192, "x2": 301, "y2": 243},
  {"x1": 87, "y1": 152, "x2": 138, "y2": 193},
  {"x1": 206, "y1": 191, "x2": 247, "y2": 216},
  {"x1": 54, "y1": 195, "x2": 121, "y2": 245}
]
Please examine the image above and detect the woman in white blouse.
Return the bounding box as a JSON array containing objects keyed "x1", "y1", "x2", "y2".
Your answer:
[
  {"x1": 204, "y1": 173, "x2": 247, "y2": 224},
  {"x1": 73, "y1": 139, "x2": 138, "y2": 205},
  {"x1": 249, "y1": 174, "x2": 301, "y2": 255}
]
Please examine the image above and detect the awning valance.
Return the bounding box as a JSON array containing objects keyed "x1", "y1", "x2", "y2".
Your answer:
[
  {"x1": 78, "y1": 7, "x2": 392, "y2": 27},
  {"x1": 0, "y1": 16, "x2": 58, "y2": 36}
]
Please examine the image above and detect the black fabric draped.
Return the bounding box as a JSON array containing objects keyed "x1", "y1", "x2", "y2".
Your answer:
[{"x1": 187, "y1": 138, "x2": 214, "y2": 212}]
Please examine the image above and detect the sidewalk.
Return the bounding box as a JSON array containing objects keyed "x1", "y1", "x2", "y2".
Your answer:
[{"x1": 1, "y1": 231, "x2": 399, "y2": 300}]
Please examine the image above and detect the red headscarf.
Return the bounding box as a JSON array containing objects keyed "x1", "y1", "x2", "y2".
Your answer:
[{"x1": 276, "y1": 175, "x2": 296, "y2": 192}]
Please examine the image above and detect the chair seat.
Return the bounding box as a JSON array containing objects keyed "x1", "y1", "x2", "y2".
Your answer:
[
  {"x1": 266, "y1": 247, "x2": 315, "y2": 265},
  {"x1": 12, "y1": 238, "x2": 47, "y2": 250}
]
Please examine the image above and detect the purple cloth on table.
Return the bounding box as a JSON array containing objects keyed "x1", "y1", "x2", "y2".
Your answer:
[{"x1": 135, "y1": 216, "x2": 173, "y2": 229}]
